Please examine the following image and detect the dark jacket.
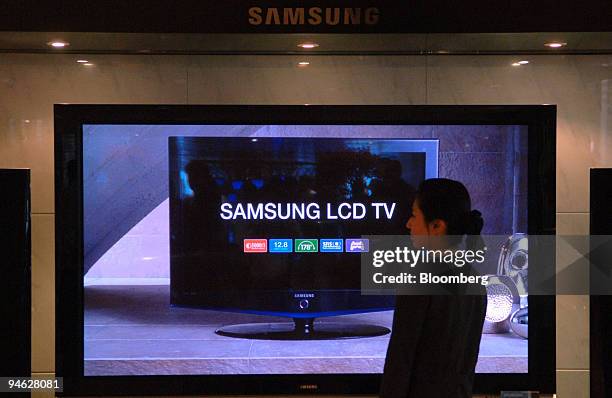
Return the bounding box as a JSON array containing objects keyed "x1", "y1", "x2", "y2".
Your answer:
[{"x1": 380, "y1": 290, "x2": 487, "y2": 398}]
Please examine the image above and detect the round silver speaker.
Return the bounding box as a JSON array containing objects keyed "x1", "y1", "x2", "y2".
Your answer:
[
  {"x1": 510, "y1": 306, "x2": 528, "y2": 339},
  {"x1": 483, "y1": 275, "x2": 520, "y2": 334},
  {"x1": 497, "y1": 233, "x2": 528, "y2": 295}
]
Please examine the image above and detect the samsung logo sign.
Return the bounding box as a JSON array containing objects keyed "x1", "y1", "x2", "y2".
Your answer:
[{"x1": 248, "y1": 7, "x2": 380, "y2": 26}]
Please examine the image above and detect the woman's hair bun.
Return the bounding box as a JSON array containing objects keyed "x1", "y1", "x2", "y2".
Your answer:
[
  {"x1": 465, "y1": 209, "x2": 485, "y2": 252},
  {"x1": 465, "y1": 209, "x2": 484, "y2": 235}
]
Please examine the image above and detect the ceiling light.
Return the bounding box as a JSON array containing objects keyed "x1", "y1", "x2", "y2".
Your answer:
[
  {"x1": 297, "y1": 61, "x2": 310, "y2": 67},
  {"x1": 48, "y1": 41, "x2": 69, "y2": 48},
  {"x1": 83, "y1": 63, "x2": 94, "y2": 66},
  {"x1": 545, "y1": 42, "x2": 567, "y2": 48},
  {"x1": 512, "y1": 61, "x2": 529, "y2": 66},
  {"x1": 77, "y1": 59, "x2": 88, "y2": 63},
  {"x1": 298, "y1": 43, "x2": 319, "y2": 49}
]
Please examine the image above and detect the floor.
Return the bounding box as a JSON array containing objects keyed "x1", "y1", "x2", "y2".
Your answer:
[{"x1": 84, "y1": 285, "x2": 528, "y2": 376}]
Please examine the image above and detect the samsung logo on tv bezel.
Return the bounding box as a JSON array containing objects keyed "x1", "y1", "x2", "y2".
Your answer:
[
  {"x1": 294, "y1": 293, "x2": 315, "y2": 298},
  {"x1": 298, "y1": 384, "x2": 319, "y2": 390}
]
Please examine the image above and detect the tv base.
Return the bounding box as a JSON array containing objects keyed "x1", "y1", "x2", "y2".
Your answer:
[{"x1": 216, "y1": 317, "x2": 390, "y2": 340}]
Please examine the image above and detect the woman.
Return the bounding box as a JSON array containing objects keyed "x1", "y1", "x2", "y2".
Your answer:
[{"x1": 380, "y1": 178, "x2": 487, "y2": 398}]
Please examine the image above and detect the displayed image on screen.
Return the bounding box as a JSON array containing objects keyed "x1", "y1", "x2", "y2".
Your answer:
[{"x1": 83, "y1": 124, "x2": 528, "y2": 376}]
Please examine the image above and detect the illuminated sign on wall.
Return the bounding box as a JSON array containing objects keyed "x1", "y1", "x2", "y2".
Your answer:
[{"x1": 248, "y1": 7, "x2": 380, "y2": 26}]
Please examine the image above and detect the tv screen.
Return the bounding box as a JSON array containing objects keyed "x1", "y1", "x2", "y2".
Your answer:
[
  {"x1": 56, "y1": 105, "x2": 556, "y2": 395},
  {"x1": 168, "y1": 137, "x2": 437, "y2": 314}
]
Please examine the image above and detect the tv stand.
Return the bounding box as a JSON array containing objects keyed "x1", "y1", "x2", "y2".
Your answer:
[{"x1": 215, "y1": 317, "x2": 390, "y2": 340}]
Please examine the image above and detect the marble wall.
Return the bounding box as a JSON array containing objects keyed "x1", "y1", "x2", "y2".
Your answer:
[
  {"x1": 435, "y1": 125, "x2": 526, "y2": 235},
  {"x1": 1, "y1": 52, "x2": 610, "y2": 398}
]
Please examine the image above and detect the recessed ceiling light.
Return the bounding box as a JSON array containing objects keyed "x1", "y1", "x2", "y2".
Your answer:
[
  {"x1": 297, "y1": 61, "x2": 310, "y2": 67},
  {"x1": 48, "y1": 41, "x2": 69, "y2": 48},
  {"x1": 517, "y1": 60, "x2": 529, "y2": 65},
  {"x1": 83, "y1": 63, "x2": 94, "y2": 66},
  {"x1": 77, "y1": 59, "x2": 88, "y2": 63},
  {"x1": 545, "y1": 42, "x2": 567, "y2": 48},
  {"x1": 298, "y1": 43, "x2": 319, "y2": 49}
]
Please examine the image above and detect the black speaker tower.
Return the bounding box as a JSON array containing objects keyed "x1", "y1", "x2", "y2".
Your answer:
[
  {"x1": 0, "y1": 169, "x2": 31, "y2": 383},
  {"x1": 590, "y1": 168, "x2": 612, "y2": 398}
]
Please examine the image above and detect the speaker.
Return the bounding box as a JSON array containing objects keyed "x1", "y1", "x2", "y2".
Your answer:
[
  {"x1": 590, "y1": 168, "x2": 612, "y2": 398},
  {"x1": 0, "y1": 169, "x2": 31, "y2": 378}
]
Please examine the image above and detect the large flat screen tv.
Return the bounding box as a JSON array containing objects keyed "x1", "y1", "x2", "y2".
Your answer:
[
  {"x1": 55, "y1": 105, "x2": 556, "y2": 396},
  {"x1": 169, "y1": 137, "x2": 438, "y2": 332}
]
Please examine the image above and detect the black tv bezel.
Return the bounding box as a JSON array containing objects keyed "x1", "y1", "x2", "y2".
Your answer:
[{"x1": 55, "y1": 104, "x2": 556, "y2": 396}]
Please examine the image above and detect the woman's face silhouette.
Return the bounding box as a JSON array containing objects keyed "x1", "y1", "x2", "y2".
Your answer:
[
  {"x1": 406, "y1": 200, "x2": 428, "y2": 236},
  {"x1": 406, "y1": 199, "x2": 447, "y2": 248}
]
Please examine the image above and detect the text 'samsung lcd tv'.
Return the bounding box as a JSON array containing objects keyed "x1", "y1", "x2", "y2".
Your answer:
[{"x1": 55, "y1": 105, "x2": 556, "y2": 396}]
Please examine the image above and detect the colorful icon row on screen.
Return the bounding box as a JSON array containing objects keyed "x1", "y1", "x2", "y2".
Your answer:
[{"x1": 243, "y1": 238, "x2": 369, "y2": 253}]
